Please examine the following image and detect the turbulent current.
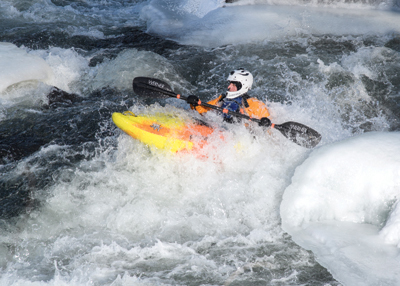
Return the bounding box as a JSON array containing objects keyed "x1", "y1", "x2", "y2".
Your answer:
[{"x1": 1, "y1": 0, "x2": 400, "y2": 285}]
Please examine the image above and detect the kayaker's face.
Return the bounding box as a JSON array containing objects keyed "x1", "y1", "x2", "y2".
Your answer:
[{"x1": 227, "y1": 82, "x2": 237, "y2": 92}]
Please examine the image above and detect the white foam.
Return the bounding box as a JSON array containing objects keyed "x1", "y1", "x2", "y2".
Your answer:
[
  {"x1": 180, "y1": 0, "x2": 223, "y2": 18},
  {"x1": 0, "y1": 43, "x2": 53, "y2": 93},
  {"x1": 226, "y1": 0, "x2": 398, "y2": 10},
  {"x1": 0, "y1": 100, "x2": 313, "y2": 284},
  {"x1": 141, "y1": 1, "x2": 400, "y2": 47},
  {"x1": 91, "y1": 49, "x2": 186, "y2": 92},
  {"x1": 30, "y1": 47, "x2": 90, "y2": 93},
  {"x1": 0, "y1": 44, "x2": 91, "y2": 109},
  {"x1": 281, "y1": 132, "x2": 400, "y2": 285}
]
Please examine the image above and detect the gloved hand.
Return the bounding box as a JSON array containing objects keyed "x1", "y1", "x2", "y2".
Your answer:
[
  {"x1": 258, "y1": 117, "x2": 271, "y2": 127},
  {"x1": 186, "y1": 95, "x2": 200, "y2": 107}
]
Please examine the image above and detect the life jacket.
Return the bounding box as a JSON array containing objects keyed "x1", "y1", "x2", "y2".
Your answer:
[
  {"x1": 192, "y1": 94, "x2": 270, "y2": 120},
  {"x1": 220, "y1": 96, "x2": 243, "y2": 122}
]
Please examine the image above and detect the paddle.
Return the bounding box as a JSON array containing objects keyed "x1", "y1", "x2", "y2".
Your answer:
[{"x1": 132, "y1": 77, "x2": 322, "y2": 148}]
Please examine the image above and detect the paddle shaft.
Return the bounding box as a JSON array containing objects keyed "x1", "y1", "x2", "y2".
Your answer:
[
  {"x1": 134, "y1": 81, "x2": 263, "y2": 123},
  {"x1": 132, "y1": 78, "x2": 322, "y2": 148}
]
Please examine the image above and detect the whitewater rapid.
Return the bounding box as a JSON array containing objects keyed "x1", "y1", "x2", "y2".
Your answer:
[{"x1": 1, "y1": 0, "x2": 400, "y2": 285}]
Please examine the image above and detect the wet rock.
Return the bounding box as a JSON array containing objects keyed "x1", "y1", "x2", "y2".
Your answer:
[
  {"x1": 45, "y1": 86, "x2": 81, "y2": 107},
  {"x1": 385, "y1": 37, "x2": 400, "y2": 52}
]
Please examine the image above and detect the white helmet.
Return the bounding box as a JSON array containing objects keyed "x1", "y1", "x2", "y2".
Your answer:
[{"x1": 226, "y1": 68, "x2": 253, "y2": 99}]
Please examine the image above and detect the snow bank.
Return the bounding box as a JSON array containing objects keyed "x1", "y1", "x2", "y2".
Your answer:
[{"x1": 281, "y1": 132, "x2": 400, "y2": 285}]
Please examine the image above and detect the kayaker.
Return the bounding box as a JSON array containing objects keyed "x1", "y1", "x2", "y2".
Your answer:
[{"x1": 186, "y1": 68, "x2": 271, "y2": 126}]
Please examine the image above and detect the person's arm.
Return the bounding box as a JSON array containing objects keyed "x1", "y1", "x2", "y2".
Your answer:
[
  {"x1": 189, "y1": 95, "x2": 223, "y2": 114},
  {"x1": 243, "y1": 98, "x2": 270, "y2": 119}
]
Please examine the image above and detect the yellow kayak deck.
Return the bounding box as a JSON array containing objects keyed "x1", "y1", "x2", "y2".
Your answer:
[{"x1": 112, "y1": 111, "x2": 215, "y2": 153}]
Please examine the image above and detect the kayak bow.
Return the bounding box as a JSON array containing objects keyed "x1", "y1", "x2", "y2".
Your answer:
[{"x1": 112, "y1": 111, "x2": 215, "y2": 153}]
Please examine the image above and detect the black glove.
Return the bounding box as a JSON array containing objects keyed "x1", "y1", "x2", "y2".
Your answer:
[
  {"x1": 186, "y1": 95, "x2": 200, "y2": 107},
  {"x1": 258, "y1": 117, "x2": 271, "y2": 127},
  {"x1": 223, "y1": 117, "x2": 234, "y2": 124}
]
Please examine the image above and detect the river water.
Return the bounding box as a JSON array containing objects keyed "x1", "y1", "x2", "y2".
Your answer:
[{"x1": 1, "y1": 0, "x2": 400, "y2": 285}]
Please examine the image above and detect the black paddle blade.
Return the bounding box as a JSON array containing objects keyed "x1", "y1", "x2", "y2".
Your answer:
[
  {"x1": 132, "y1": 77, "x2": 173, "y2": 98},
  {"x1": 274, "y1": 121, "x2": 322, "y2": 148}
]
